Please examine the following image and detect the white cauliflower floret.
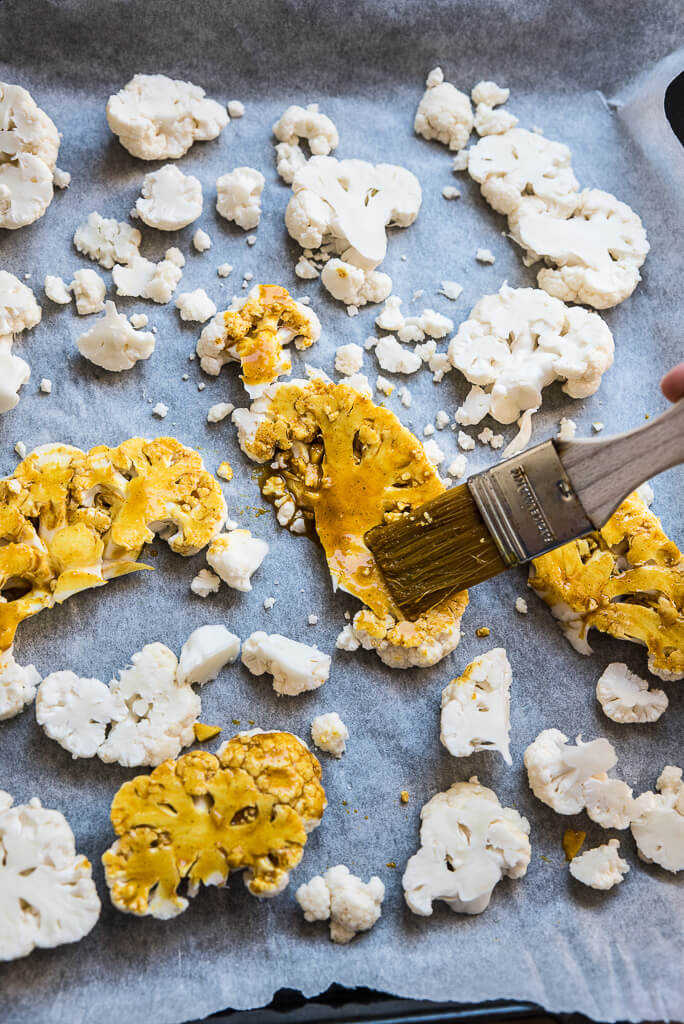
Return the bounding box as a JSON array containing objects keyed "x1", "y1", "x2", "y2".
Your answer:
[
  {"x1": 175, "y1": 288, "x2": 216, "y2": 323},
  {"x1": 216, "y1": 167, "x2": 264, "y2": 230},
  {"x1": 193, "y1": 228, "x2": 212, "y2": 252},
  {"x1": 135, "y1": 164, "x2": 203, "y2": 230},
  {"x1": 335, "y1": 624, "x2": 360, "y2": 652},
  {"x1": 35, "y1": 671, "x2": 124, "y2": 758},
  {"x1": 440, "y1": 648, "x2": 512, "y2": 765},
  {"x1": 472, "y1": 80, "x2": 517, "y2": 137},
  {"x1": 447, "y1": 285, "x2": 614, "y2": 424},
  {"x1": 106, "y1": 73, "x2": 228, "y2": 160},
  {"x1": 73, "y1": 212, "x2": 141, "y2": 268},
  {"x1": 397, "y1": 309, "x2": 453, "y2": 343},
  {"x1": 190, "y1": 568, "x2": 221, "y2": 597},
  {"x1": 0, "y1": 84, "x2": 59, "y2": 229},
  {"x1": 414, "y1": 74, "x2": 473, "y2": 152},
  {"x1": 0, "y1": 793, "x2": 100, "y2": 961},
  {"x1": 581, "y1": 775, "x2": 635, "y2": 830},
  {"x1": 177, "y1": 624, "x2": 241, "y2": 686},
  {"x1": 296, "y1": 865, "x2": 384, "y2": 943},
  {"x1": 286, "y1": 156, "x2": 421, "y2": 270},
  {"x1": 70, "y1": 268, "x2": 106, "y2": 315},
  {"x1": 468, "y1": 127, "x2": 580, "y2": 218},
  {"x1": 0, "y1": 336, "x2": 30, "y2": 414},
  {"x1": 0, "y1": 271, "x2": 41, "y2": 334},
  {"x1": 569, "y1": 839, "x2": 630, "y2": 890},
  {"x1": 112, "y1": 248, "x2": 183, "y2": 304},
  {"x1": 375, "y1": 336, "x2": 422, "y2": 374},
  {"x1": 375, "y1": 294, "x2": 405, "y2": 332},
  {"x1": 321, "y1": 259, "x2": 392, "y2": 307},
  {"x1": 596, "y1": 663, "x2": 668, "y2": 724},
  {"x1": 0, "y1": 648, "x2": 40, "y2": 721},
  {"x1": 0, "y1": 152, "x2": 54, "y2": 229},
  {"x1": 273, "y1": 103, "x2": 338, "y2": 156},
  {"x1": 44, "y1": 275, "x2": 72, "y2": 304},
  {"x1": 334, "y1": 342, "x2": 364, "y2": 376},
  {"x1": 206, "y1": 530, "x2": 269, "y2": 592},
  {"x1": 310, "y1": 712, "x2": 349, "y2": 757},
  {"x1": 455, "y1": 384, "x2": 492, "y2": 426},
  {"x1": 472, "y1": 81, "x2": 510, "y2": 107},
  {"x1": 76, "y1": 300, "x2": 155, "y2": 371},
  {"x1": 630, "y1": 766, "x2": 684, "y2": 873},
  {"x1": 509, "y1": 188, "x2": 650, "y2": 309},
  {"x1": 275, "y1": 141, "x2": 307, "y2": 185},
  {"x1": 403, "y1": 779, "x2": 530, "y2": 916},
  {"x1": 242, "y1": 631, "x2": 330, "y2": 696}
]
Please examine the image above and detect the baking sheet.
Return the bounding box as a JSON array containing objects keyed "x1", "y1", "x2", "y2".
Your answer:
[{"x1": 1, "y1": 1, "x2": 683, "y2": 1021}]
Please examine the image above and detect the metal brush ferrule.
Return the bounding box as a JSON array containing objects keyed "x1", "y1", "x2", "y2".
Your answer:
[{"x1": 467, "y1": 439, "x2": 594, "y2": 567}]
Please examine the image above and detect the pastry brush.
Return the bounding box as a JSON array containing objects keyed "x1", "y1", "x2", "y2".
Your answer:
[{"x1": 365, "y1": 401, "x2": 684, "y2": 621}]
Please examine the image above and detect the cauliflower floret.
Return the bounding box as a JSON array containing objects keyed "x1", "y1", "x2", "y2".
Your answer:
[
  {"x1": 352, "y1": 598, "x2": 466, "y2": 669},
  {"x1": 310, "y1": 712, "x2": 349, "y2": 757},
  {"x1": 0, "y1": 793, "x2": 100, "y2": 960},
  {"x1": 103, "y1": 731, "x2": 326, "y2": 917},
  {"x1": 106, "y1": 73, "x2": 228, "y2": 160},
  {"x1": 175, "y1": 288, "x2": 216, "y2": 323},
  {"x1": 440, "y1": 648, "x2": 512, "y2": 764},
  {"x1": 76, "y1": 300, "x2": 155, "y2": 371},
  {"x1": 397, "y1": 309, "x2": 453, "y2": 343},
  {"x1": 0, "y1": 84, "x2": 59, "y2": 229},
  {"x1": 35, "y1": 671, "x2": 125, "y2": 758},
  {"x1": 285, "y1": 156, "x2": 421, "y2": 270},
  {"x1": 375, "y1": 294, "x2": 405, "y2": 332},
  {"x1": 334, "y1": 342, "x2": 364, "y2": 376},
  {"x1": 0, "y1": 152, "x2": 54, "y2": 230},
  {"x1": 242, "y1": 631, "x2": 330, "y2": 696},
  {"x1": 414, "y1": 74, "x2": 473, "y2": 152},
  {"x1": 197, "y1": 285, "x2": 320, "y2": 396},
  {"x1": 335, "y1": 624, "x2": 360, "y2": 652},
  {"x1": 471, "y1": 81, "x2": 510, "y2": 107},
  {"x1": 0, "y1": 648, "x2": 40, "y2": 720},
  {"x1": 273, "y1": 103, "x2": 338, "y2": 156},
  {"x1": 468, "y1": 127, "x2": 580, "y2": 218},
  {"x1": 569, "y1": 839, "x2": 630, "y2": 890},
  {"x1": 530, "y1": 490, "x2": 684, "y2": 680},
  {"x1": 630, "y1": 766, "x2": 684, "y2": 873},
  {"x1": 596, "y1": 663, "x2": 668, "y2": 724},
  {"x1": 509, "y1": 188, "x2": 649, "y2": 309},
  {"x1": 0, "y1": 271, "x2": 41, "y2": 335},
  {"x1": 321, "y1": 259, "x2": 392, "y2": 307},
  {"x1": 447, "y1": 284, "x2": 614, "y2": 424},
  {"x1": 73, "y1": 212, "x2": 141, "y2": 268},
  {"x1": 70, "y1": 268, "x2": 106, "y2": 316},
  {"x1": 403, "y1": 778, "x2": 530, "y2": 916},
  {"x1": 192, "y1": 228, "x2": 212, "y2": 252},
  {"x1": 296, "y1": 865, "x2": 384, "y2": 943},
  {"x1": 375, "y1": 336, "x2": 422, "y2": 374},
  {"x1": 190, "y1": 568, "x2": 221, "y2": 597},
  {"x1": 177, "y1": 624, "x2": 241, "y2": 686},
  {"x1": 207, "y1": 401, "x2": 234, "y2": 423},
  {"x1": 206, "y1": 530, "x2": 269, "y2": 592},
  {"x1": 216, "y1": 166, "x2": 264, "y2": 230},
  {"x1": 0, "y1": 336, "x2": 30, "y2": 414},
  {"x1": 112, "y1": 249, "x2": 183, "y2": 304},
  {"x1": 471, "y1": 80, "x2": 517, "y2": 137},
  {"x1": 455, "y1": 384, "x2": 491, "y2": 426},
  {"x1": 44, "y1": 275, "x2": 72, "y2": 305},
  {"x1": 135, "y1": 164, "x2": 203, "y2": 230},
  {"x1": 581, "y1": 775, "x2": 636, "y2": 830}
]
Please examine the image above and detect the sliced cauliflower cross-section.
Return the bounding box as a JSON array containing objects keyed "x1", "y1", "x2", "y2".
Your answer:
[
  {"x1": 76, "y1": 300, "x2": 155, "y2": 371},
  {"x1": 630, "y1": 766, "x2": 684, "y2": 873},
  {"x1": 216, "y1": 166, "x2": 264, "y2": 230},
  {"x1": 0, "y1": 792, "x2": 101, "y2": 961},
  {"x1": 106, "y1": 74, "x2": 228, "y2": 160},
  {"x1": 448, "y1": 284, "x2": 614, "y2": 425},
  {"x1": 242, "y1": 631, "x2": 330, "y2": 696},
  {"x1": 73, "y1": 212, "x2": 142, "y2": 268},
  {"x1": 0, "y1": 648, "x2": 40, "y2": 721},
  {"x1": 135, "y1": 164, "x2": 203, "y2": 230},
  {"x1": 402, "y1": 778, "x2": 530, "y2": 916},
  {"x1": 596, "y1": 663, "x2": 668, "y2": 724},
  {"x1": 440, "y1": 648, "x2": 512, "y2": 764},
  {"x1": 296, "y1": 864, "x2": 384, "y2": 943},
  {"x1": 0, "y1": 83, "x2": 60, "y2": 229},
  {"x1": 112, "y1": 247, "x2": 184, "y2": 304},
  {"x1": 102, "y1": 731, "x2": 326, "y2": 917},
  {"x1": 36, "y1": 670, "x2": 124, "y2": 758},
  {"x1": 0, "y1": 270, "x2": 41, "y2": 335},
  {"x1": 569, "y1": 839, "x2": 630, "y2": 890},
  {"x1": 414, "y1": 68, "x2": 473, "y2": 152}
]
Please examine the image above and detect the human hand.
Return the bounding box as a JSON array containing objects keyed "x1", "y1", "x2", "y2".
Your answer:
[{"x1": 661, "y1": 363, "x2": 684, "y2": 402}]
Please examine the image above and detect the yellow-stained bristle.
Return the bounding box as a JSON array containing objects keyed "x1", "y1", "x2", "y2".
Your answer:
[{"x1": 365, "y1": 484, "x2": 507, "y2": 620}]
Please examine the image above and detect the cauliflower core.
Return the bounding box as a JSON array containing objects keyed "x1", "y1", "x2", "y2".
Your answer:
[
  {"x1": 630, "y1": 766, "x2": 684, "y2": 873},
  {"x1": 448, "y1": 285, "x2": 614, "y2": 425},
  {"x1": 0, "y1": 437, "x2": 226, "y2": 663},
  {"x1": 296, "y1": 864, "x2": 384, "y2": 943},
  {"x1": 242, "y1": 632, "x2": 330, "y2": 696},
  {"x1": 197, "y1": 285, "x2": 320, "y2": 395},
  {"x1": 135, "y1": 164, "x2": 203, "y2": 230},
  {"x1": 596, "y1": 663, "x2": 668, "y2": 724},
  {"x1": 0, "y1": 792, "x2": 100, "y2": 960},
  {"x1": 310, "y1": 712, "x2": 349, "y2": 757},
  {"x1": 402, "y1": 778, "x2": 530, "y2": 916},
  {"x1": 232, "y1": 377, "x2": 468, "y2": 668},
  {"x1": 569, "y1": 839, "x2": 630, "y2": 890},
  {"x1": 0, "y1": 83, "x2": 60, "y2": 229},
  {"x1": 106, "y1": 74, "x2": 228, "y2": 160},
  {"x1": 440, "y1": 648, "x2": 512, "y2": 764},
  {"x1": 530, "y1": 490, "x2": 684, "y2": 680},
  {"x1": 414, "y1": 70, "x2": 474, "y2": 152},
  {"x1": 102, "y1": 731, "x2": 326, "y2": 918}
]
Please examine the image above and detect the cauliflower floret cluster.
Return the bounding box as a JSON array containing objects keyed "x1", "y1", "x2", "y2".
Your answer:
[
  {"x1": 0, "y1": 270, "x2": 41, "y2": 412},
  {"x1": 468, "y1": 127, "x2": 648, "y2": 308},
  {"x1": 73, "y1": 212, "x2": 142, "y2": 268},
  {"x1": 76, "y1": 300, "x2": 156, "y2": 371},
  {"x1": 102, "y1": 730, "x2": 326, "y2": 918},
  {"x1": 0, "y1": 437, "x2": 226, "y2": 694},
  {"x1": 0, "y1": 791, "x2": 100, "y2": 960},
  {"x1": 630, "y1": 766, "x2": 684, "y2": 873},
  {"x1": 596, "y1": 663, "x2": 668, "y2": 724},
  {"x1": 242, "y1": 631, "x2": 330, "y2": 696},
  {"x1": 206, "y1": 529, "x2": 268, "y2": 592},
  {"x1": 216, "y1": 166, "x2": 264, "y2": 230},
  {"x1": 310, "y1": 712, "x2": 349, "y2": 757},
  {"x1": 472, "y1": 80, "x2": 518, "y2": 137},
  {"x1": 273, "y1": 103, "x2": 338, "y2": 183},
  {"x1": 296, "y1": 864, "x2": 384, "y2": 943},
  {"x1": 135, "y1": 164, "x2": 203, "y2": 230},
  {"x1": 232, "y1": 377, "x2": 468, "y2": 668},
  {"x1": 285, "y1": 156, "x2": 421, "y2": 304},
  {"x1": 106, "y1": 74, "x2": 228, "y2": 160},
  {"x1": 402, "y1": 778, "x2": 531, "y2": 916},
  {"x1": 447, "y1": 284, "x2": 614, "y2": 426},
  {"x1": 440, "y1": 648, "x2": 512, "y2": 764},
  {"x1": 0, "y1": 82, "x2": 60, "y2": 229},
  {"x1": 524, "y1": 728, "x2": 635, "y2": 829},
  {"x1": 0, "y1": 648, "x2": 41, "y2": 721},
  {"x1": 414, "y1": 67, "x2": 473, "y2": 152},
  {"x1": 569, "y1": 839, "x2": 630, "y2": 890},
  {"x1": 530, "y1": 490, "x2": 684, "y2": 681},
  {"x1": 196, "y1": 285, "x2": 321, "y2": 396}
]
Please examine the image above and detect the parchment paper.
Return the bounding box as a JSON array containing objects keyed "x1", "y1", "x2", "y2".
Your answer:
[{"x1": 0, "y1": 2, "x2": 682, "y2": 1021}]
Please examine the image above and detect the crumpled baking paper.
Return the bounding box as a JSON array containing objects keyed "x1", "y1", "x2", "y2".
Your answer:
[{"x1": 0, "y1": 1, "x2": 682, "y2": 1021}]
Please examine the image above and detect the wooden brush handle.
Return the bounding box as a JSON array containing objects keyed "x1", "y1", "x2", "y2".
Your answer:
[{"x1": 557, "y1": 399, "x2": 684, "y2": 527}]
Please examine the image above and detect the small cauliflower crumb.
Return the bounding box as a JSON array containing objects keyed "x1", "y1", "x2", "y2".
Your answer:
[
  {"x1": 435, "y1": 410, "x2": 450, "y2": 430},
  {"x1": 295, "y1": 255, "x2": 319, "y2": 280},
  {"x1": 592, "y1": 421, "x2": 605, "y2": 433},
  {"x1": 439, "y1": 280, "x2": 463, "y2": 301},
  {"x1": 192, "y1": 228, "x2": 212, "y2": 252},
  {"x1": 515, "y1": 597, "x2": 528, "y2": 614},
  {"x1": 44, "y1": 274, "x2": 71, "y2": 305},
  {"x1": 190, "y1": 568, "x2": 221, "y2": 598},
  {"x1": 558, "y1": 417, "x2": 577, "y2": 441},
  {"x1": 376, "y1": 376, "x2": 394, "y2": 396},
  {"x1": 53, "y1": 167, "x2": 71, "y2": 189},
  {"x1": 14, "y1": 441, "x2": 27, "y2": 458},
  {"x1": 448, "y1": 455, "x2": 467, "y2": 479},
  {"x1": 308, "y1": 615, "x2": 319, "y2": 625},
  {"x1": 442, "y1": 185, "x2": 461, "y2": 200},
  {"x1": 458, "y1": 430, "x2": 475, "y2": 450},
  {"x1": 217, "y1": 461, "x2": 233, "y2": 481},
  {"x1": 217, "y1": 263, "x2": 232, "y2": 277},
  {"x1": 452, "y1": 150, "x2": 469, "y2": 171},
  {"x1": 311, "y1": 712, "x2": 349, "y2": 757},
  {"x1": 228, "y1": 100, "x2": 245, "y2": 118},
  {"x1": 423, "y1": 424, "x2": 435, "y2": 437},
  {"x1": 207, "y1": 401, "x2": 234, "y2": 423},
  {"x1": 335, "y1": 624, "x2": 360, "y2": 652},
  {"x1": 398, "y1": 386, "x2": 412, "y2": 408},
  {"x1": 129, "y1": 313, "x2": 148, "y2": 329},
  {"x1": 423, "y1": 438, "x2": 445, "y2": 467},
  {"x1": 152, "y1": 402, "x2": 168, "y2": 418},
  {"x1": 476, "y1": 248, "x2": 496, "y2": 264},
  {"x1": 334, "y1": 343, "x2": 364, "y2": 376},
  {"x1": 263, "y1": 597, "x2": 276, "y2": 610},
  {"x1": 39, "y1": 378, "x2": 52, "y2": 394}
]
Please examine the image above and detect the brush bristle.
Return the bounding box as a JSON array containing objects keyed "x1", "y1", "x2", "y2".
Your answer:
[{"x1": 365, "y1": 484, "x2": 507, "y2": 620}]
